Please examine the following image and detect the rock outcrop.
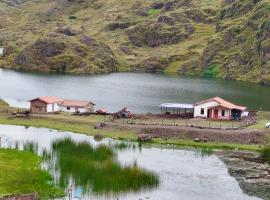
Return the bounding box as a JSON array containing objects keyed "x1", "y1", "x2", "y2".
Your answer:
[
  {"x1": 13, "y1": 34, "x2": 118, "y2": 74},
  {"x1": 218, "y1": 151, "x2": 270, "y2": 200}
]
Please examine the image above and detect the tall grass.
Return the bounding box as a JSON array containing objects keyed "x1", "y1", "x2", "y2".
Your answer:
[
  {"x1": 262, "y1": 146, "x2": 270, "y2": 163},
  {"x1": 51, "y1": 138, "x2": 159, "y2": 194}
]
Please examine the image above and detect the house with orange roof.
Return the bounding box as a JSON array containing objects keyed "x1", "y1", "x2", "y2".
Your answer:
[
  {"x1": 59, "y1": 100, "x2": 95, "y2": 113},
  {"x1": 30, "y1": 96, "x2": 63, "y2": 113},
  {"x1": 30, "y1": 97, "x2": 95, "y2": 114},
  {"x1": 193, "y1": 97, "x2": 247, "y2": 120}
]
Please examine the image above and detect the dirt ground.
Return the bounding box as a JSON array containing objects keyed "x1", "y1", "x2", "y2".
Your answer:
[{"x1": 106, "y1": 122, "x2": 269, "y2": 145}]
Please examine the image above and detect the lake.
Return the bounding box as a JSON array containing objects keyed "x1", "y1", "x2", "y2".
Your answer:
[
  {"x1": 1, "y1": 69, "x2": 270, "y2": 112},
  {"x1": 0, "y1": 125, "x2": 262, "y2": 200}
]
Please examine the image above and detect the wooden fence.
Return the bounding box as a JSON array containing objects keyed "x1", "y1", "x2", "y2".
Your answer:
[{"x1": 122, "y1": 116, "x2": 258, "y2": 130}]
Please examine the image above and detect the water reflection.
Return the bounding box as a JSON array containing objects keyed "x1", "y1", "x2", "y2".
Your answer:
[
  {"x1": 6, "y1": 138, "x2": 159, "y2": 198},
  {"x1": 0, "y1": 125, "x2": 262, "y2": 200}
]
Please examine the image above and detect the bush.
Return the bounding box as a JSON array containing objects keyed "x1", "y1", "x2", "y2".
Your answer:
[{"x1": 69, "y1": 16, "x2": 77, "y2": 20}]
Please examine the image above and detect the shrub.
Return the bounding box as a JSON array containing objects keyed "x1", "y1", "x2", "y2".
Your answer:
[{"x1": 69, "y1": 16, "x2": 77, "y2": 20}]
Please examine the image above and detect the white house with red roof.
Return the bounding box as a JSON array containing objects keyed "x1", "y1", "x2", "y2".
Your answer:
[
  {"x1": 59, "y1": 100, "x2": 95, "y2": 113},
  {"x1": 193, "y1": 97, "x2": 247, "y2": 120}
]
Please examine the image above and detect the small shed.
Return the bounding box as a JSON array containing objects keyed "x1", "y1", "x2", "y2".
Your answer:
[
  {"x1": 30, "y1": 96, "x2": 63, "y2": 114},
  {"x1": 160, "y1": 103, "x2": 194, "y2": 117},
  {"x1": 59, "y1": 100, "x2": 95, "y2": 113}
]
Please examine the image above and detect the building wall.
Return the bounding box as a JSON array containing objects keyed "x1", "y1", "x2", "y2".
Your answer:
[
  {"x1": 46, "y1": 102, "x2": 61, "y2": 113},
  {"x1": 59, "y1": 104, "x2": 94, "y2": 113},
  {"x1": 210, "y1": 108, "x2": 231, "y2": 120},
  {"x1": 30, "y1": 100, "x2": 47, "y2": 113},
  {"x1": 194, "y1": 101, "x2": 219, "y2": 118}
]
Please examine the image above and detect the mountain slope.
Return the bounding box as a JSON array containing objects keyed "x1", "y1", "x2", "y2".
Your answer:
[
  {"x1": 0, "y1": 0, "x2": 269, "y2": 85},
  {"x1": 204, "y1": 0, "x2": 270, "y2": 84}
]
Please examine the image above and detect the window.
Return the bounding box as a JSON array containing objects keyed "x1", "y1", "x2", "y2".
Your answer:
[
  {"x1": 222, "y1": 110, "x2": 225, "y2": 117},
  {"x1": 201, "y1": 108, "x2": 205, "y2": 115},
  {"x1": 67, "y1": 107, "x2": 70, "y2": 110}
]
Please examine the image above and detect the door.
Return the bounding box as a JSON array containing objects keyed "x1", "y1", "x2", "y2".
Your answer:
[
  {"x1": 207, "y1": 109, "x2": 212, "y2": 118},
  {"x1": 214, "y1": 109, "x2": 219, "y2": 119}
]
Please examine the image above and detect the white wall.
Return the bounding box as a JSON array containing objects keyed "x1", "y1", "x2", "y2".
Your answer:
[
  {"x1": 59, "y1": 106, "x2": 88, "y2": 113},
  {"x1": 194, "y1": 101, "x2": 219, "y2": 118},
  {"x1": 46, "y1": 103, "x2": 61, "y2": 113},
  {"x1": 216, "y1": 109, "x2": 231, "y2": 119}
]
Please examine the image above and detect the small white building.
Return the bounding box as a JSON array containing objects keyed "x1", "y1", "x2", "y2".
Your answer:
[
  {"x1": 0, "y1": 48, "x2": 3, "y2": 57},
  {"x1": 193, "y1": 97, "x2": 247, "y2": 120},
  {"x1": 59, "y1": 100, "x2": 95, "y2": 113},
  {"x1": 30, "y1": 96, "x2": 63, "y2": 113}
]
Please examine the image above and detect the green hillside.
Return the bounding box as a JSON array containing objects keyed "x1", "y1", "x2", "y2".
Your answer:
[{"x1": 0, "y1": 0, "x2": 269, "y2": 84}]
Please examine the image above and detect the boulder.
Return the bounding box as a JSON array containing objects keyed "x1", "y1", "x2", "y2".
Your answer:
[
  {"x1": 55, "y1": 27, "x2": 77, "y2": 36},
  {"x1": 106, "y1": 22, "x2": 131, "y2": 31},
  {"x1": 94, "y1": 122, "x2": 107, "y2": 129},
  {"x1": 94, "y1": 134, "x2": 104, "y2": 141}
]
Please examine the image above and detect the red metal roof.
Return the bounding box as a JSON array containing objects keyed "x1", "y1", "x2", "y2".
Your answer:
[
  {"x1": 30, "y1": 96, "x2": 63, "y2": 104},
  {"x1": 194, "y1": 97, "x2": 246, "y2": 111},
  {"x1": 60, "y1": 100, "x2": 94, "y2": 107}
]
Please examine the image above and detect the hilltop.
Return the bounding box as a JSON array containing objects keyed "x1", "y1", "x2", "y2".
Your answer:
[{"x1": 0, "y1": 0, "x2": 269, "y2": 84}]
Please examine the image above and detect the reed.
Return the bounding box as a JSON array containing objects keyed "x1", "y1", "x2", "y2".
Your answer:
[{"x1": 52, "y1": 138, "x2": 159, "y2": 194}]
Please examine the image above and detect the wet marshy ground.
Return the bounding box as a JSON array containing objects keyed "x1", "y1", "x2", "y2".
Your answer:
[{"x1": 0, "y1": 124, "x2": 268, "y2": 200}]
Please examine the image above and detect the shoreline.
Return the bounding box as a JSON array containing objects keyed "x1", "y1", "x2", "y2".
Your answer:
[{"x1": 0, "y1": 110, "x2": 268, "y2": 151}]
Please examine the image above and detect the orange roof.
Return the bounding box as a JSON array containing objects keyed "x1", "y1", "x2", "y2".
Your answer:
[
  {"x1": 30, "y1": 96, "x2": 63, "y2": 104},
  {"x1": 60, "y1": 100, "x2": 95, "y2": 107},
  {"x1": 194, "y1": 97, "x2": 246, "y2": 111}
]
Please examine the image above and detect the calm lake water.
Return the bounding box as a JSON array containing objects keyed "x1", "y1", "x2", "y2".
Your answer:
[
  {"x1": 1, "y1": 69, "x2": 270, "y2": 112},
  {"x1": 0, "y1": 125, "x2": 261, "y2": 200}
]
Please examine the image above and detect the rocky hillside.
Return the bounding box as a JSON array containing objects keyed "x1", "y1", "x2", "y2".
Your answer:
[{"x1": 0, "y1": 0, "x2": 269, "y2": 84}]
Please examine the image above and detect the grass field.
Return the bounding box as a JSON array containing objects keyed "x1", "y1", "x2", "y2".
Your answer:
[{"x1": 0, "y1": 149, "x2": 63, "y2": 199}]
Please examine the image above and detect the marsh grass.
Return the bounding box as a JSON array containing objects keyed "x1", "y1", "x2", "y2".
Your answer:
[
  {"x1": 262, "y1": 146, "x2": 270, "y2": 163},
  {"x1": 0, "y1": 149, "x2": 64, "y2": 199},
  {"x1": 52, "y1": 138, "x2": 159, "y2": 194},
  {"x1": 194, "y1": 147, "x2": 214, "y2": 157},
  {"x1": 110, "y1": 141, "x2": 137, "y2": 151}
]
